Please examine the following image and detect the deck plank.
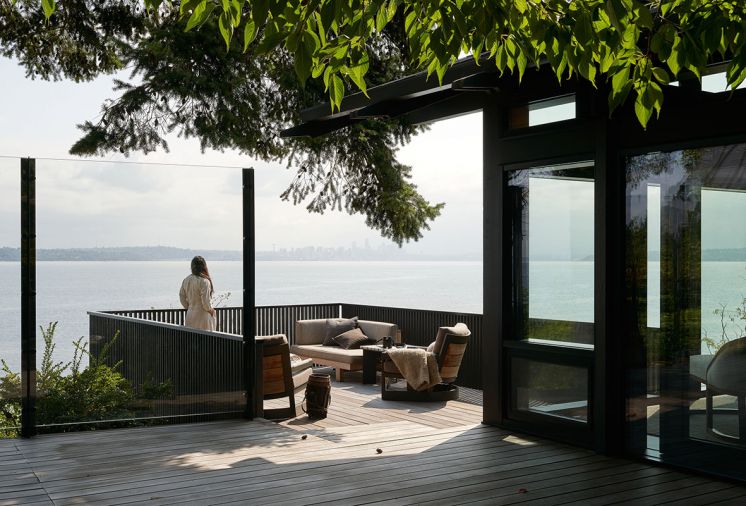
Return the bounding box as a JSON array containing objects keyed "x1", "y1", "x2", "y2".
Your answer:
[{"x1": 0, "y1": 382, "x2": 743, "y2": 505}]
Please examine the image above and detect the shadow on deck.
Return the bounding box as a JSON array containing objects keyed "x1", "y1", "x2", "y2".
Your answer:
[{"x1": 2, "y1": 382, "x2": 745, "y2": 505}]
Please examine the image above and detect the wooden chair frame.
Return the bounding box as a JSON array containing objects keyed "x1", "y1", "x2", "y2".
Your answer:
[
  {"x1": 255, "y1": 340, "x2": 309, "y2": 420},
  {"x1": 381, "y1": 331, "x2": 470, "y2": 402}
]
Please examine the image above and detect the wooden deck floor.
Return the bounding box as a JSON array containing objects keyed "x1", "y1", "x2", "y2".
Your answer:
[{"x1": 2, "y1": 382, "x2": 746, "y2": 505}]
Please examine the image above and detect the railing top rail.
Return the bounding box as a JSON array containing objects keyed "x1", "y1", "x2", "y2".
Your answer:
[
  {"x1": 101, "y1": 309, "x2": 185, "y2": 314},
  {"x1": 87, "y1": 311, "x2": 243, "y2": 342},
  {"x1": 103, "y1": 303, "x2": 344, "y2": 314},
  {"x1": 340, "y1": 302, "x2": 484, "y2": 318}
]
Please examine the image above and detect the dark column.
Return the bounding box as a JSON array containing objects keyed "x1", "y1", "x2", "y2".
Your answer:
[
  {"x1": 482, "y1": 98, "x2": 504, "y2": 425},
  {"x1": 242, "y1": 168, "x2": 257, "y2": 420},
  {"x1": 589, "y1": 83, "x2": 626, "y2": 455},
  {"x1": 20, "y1": 158, "x2": 36, "y2": 437}
]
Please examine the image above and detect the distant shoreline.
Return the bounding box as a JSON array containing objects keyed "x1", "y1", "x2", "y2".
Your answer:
[
  {"x1": 0, "y1": 246, "x2": 481, "y2": 262},
  {"x1": 1, "y1": 246, "x2": 744, "y2": 262}
]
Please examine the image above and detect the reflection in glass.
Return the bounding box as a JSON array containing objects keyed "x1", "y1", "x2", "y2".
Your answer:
[
  {"x1": 512, "y1": 358, "x2": 588, "y2": 422},
  {"x1": 507, "y1": 162, "x2": 594, "y2": 345},
  {"x1": 626, "y1": 143, "x2": 746, "y2": 481},
  {"x1": 508, "y1": 95, "x2": 576, "y2": 129}
]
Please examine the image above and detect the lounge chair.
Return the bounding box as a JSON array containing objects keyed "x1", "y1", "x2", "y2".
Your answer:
[{"x1": 381, "y1": 323, "x2": 470, "y2": 401}]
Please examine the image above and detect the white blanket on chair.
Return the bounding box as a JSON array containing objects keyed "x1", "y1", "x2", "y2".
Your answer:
[{"x1": 388, "y1": 348, "x2": 442, "y2": 391}]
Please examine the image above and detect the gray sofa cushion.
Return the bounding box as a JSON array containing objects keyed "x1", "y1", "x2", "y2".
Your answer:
[
  {"x1": 295, "y1": 318, "x2": 398, "y2": 346},
  {"x1": 290, "y1": 344, "x2": 364, "y2": 368},
  {"x1": 295, "y1": 319, "x2": 329, "y2": 345},
  {"x1": 358, "y1": 320, "x2": 398, "y2": 343}
]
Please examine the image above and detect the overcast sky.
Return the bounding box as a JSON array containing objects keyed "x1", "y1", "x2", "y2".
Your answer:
[
  {"x1": 2, "y1": 57, "x2": 745, "y2": 257},
  {"x1": 0, "y1": 57, "x2": 483, "y2": 255}
]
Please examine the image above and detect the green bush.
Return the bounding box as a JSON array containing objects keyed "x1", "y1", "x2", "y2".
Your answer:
[
  {"x1": 0, "y1": 322, "x2": 170, "y2": 437},
  {"x1": 0, "y1": 359, "x2": 21, "y2": 438}
]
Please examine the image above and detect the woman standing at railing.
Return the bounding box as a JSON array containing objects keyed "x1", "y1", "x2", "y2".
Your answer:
[{"x1": 179, "y1": 256, "x2": 217, "y2": 331}]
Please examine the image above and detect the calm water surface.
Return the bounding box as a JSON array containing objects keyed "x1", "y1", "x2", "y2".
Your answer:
[
  {"x1": 1, "y1": 260, "x2": 745, "y2": 372},
  {"x1": 0, "y1": 260, "x2": 482, "y2": 370}
]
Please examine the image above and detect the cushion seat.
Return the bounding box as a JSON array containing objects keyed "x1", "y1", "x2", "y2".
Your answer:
[
  {"x1": 289, "y1": 353, "x2": 314, "y2": 375},
  {"x1": 291, "y1": 365, "x2": 313, "y2": 390},
  {"x1": 291, "y1": 344, "x2": 364, "y2": 368}
]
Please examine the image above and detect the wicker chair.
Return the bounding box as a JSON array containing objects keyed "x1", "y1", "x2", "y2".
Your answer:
[
  {"x1": 255, "y1": 335, "x2": 313, "y2": 420},
  {"x1": 381, "y1": 323, "x2": 470, "y2": 401}
]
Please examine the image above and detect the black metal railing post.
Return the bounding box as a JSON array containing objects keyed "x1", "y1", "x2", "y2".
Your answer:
[
  {"x1": 20, "y1": 157, "x2": 37, "y2": 437},
  {"x1": 243, "y1": 168, "x2": 256, "y2": 419}
]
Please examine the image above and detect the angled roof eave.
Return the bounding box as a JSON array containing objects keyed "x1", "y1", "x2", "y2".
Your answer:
[{"x1": 283, "y1": 55, "x2": 494, "y2": 138}]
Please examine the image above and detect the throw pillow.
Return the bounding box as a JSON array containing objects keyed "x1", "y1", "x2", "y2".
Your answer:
[
  {"x1": 333, "y1": 328, "x2": 370, "y2": 349},
  {"x1": 323, "y1": 316, "x2": 359, "y2": 346}
]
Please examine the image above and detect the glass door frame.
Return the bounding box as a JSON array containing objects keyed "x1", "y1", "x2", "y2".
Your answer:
[
  {"x1": 621, "y1": 137, "x2": 746, "y2": 480},
  {"x1": 499, "y1": 155, "x2": 599, "y2": 448}
]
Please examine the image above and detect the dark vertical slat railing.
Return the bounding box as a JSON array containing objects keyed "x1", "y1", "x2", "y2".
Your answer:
[
  {"x1": 341, "y1": 304, "x2": 484, "y2": 389},
  {"x1": 89, "y1": 312, "x2": 244, "y2": 422},
  {"x1": 104, "y1": 304, "x2": 341, "y2": 344},
  {"x1": 99, "y1": 303, "x2": 486, "y2": 390}
]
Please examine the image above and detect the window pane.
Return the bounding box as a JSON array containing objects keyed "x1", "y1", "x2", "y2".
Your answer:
[
  {"x1": 508, "y1": 162, "x2": 595, "y2": 345},
  {"x1": 508, "y1": 95, "x2": 576, "y2": 129},
  {"x1": 512, "y1": 358, "x2": 588, "y2": 422},
  {"x1": 0, "y1": 157, "x2": 20, "y2": 438}
]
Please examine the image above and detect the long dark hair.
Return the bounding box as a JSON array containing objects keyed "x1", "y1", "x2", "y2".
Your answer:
[{"x1": 190, "y1": 256, "x2": 214, "y2": 296}]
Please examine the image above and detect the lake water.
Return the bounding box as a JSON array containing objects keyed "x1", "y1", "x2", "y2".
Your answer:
[
  {"x1": 0, "y1": 261, "x2": 482, "y2": 371},
  {"x1": 1, "y1": 260, "x2": 745, "y2": 372}
]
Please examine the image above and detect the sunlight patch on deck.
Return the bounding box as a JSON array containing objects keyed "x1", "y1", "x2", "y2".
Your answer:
[
  {"x1": 501, "y1": 434, "x2": 538, "y2": 446},
  {"x1": 168, "y1": 421, "x2": 480, "y2": 470}
]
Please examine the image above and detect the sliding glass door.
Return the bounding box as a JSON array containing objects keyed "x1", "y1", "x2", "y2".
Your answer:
[{"x1": 626, "y1": 143, "x2": 746, "y2": 481}]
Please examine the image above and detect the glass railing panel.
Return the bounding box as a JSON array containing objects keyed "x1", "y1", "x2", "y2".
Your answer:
[
  {"x1": 33, "y1": 158, "x2": 243, "y2": 429},
  {"x1": 0, "y1": 157, "x2": 21, "y2": 438}
]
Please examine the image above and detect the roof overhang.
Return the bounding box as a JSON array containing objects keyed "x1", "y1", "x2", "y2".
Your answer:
[{"x1": 282, "y1": 56, "x2": 498, "y2": 138}]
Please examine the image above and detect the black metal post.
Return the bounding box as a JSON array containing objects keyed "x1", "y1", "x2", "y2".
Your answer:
[
  {"x1": 482, "y1": 98, "x2": 503, "y2": 426},
  {"x1": 242, "y1": 168, "x2": 256, "y2": 420},
  {"x1": 20, "y1": 158, "x2": 36, "y2": 437}
]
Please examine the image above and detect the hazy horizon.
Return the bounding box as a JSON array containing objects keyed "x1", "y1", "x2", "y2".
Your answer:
[
  {"x1": 3, "y1": 56, "x2": 745, "y2": 261},
  {"x1": 0, "y1": 56, "x2": 483, "y2": 259}
]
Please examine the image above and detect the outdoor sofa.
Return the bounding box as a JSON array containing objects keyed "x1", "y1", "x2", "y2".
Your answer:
[{"x1": 291, "y1": 318, "x2": 398, "y2": 381}]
